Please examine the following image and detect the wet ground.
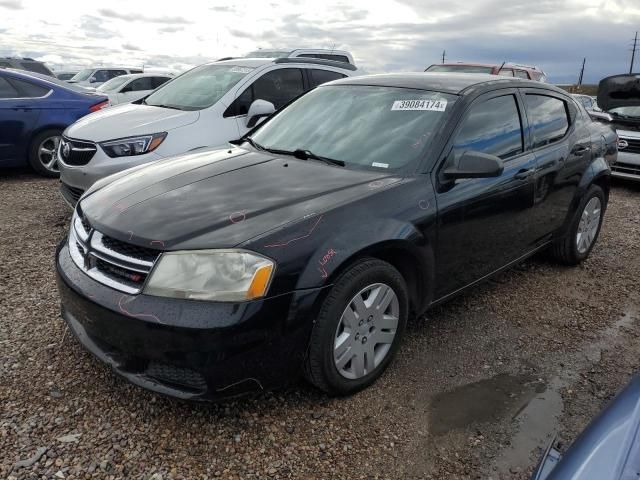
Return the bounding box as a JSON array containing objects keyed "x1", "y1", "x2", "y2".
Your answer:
[{"x1": 1, "y1": 172, "x2": 639, "y2": 479}]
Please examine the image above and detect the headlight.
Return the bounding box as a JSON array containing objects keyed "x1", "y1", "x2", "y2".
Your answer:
[
  {"x1": 100, "y1": 132, "x2": 167, "y2": 158},
  {"x1": 144, "y1": 250, "x2": 275, "y2": 302}
]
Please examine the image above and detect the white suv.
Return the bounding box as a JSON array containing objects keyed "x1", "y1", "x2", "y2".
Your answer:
[
  {"x1": 58, "y1": 57, "x2": 358, "y2": 206},
  {"x1": 96, "y1": 73, "x2": 173, "y2": 105},
  {"x1": 67, "y1": 67, "x2": 144, "y2": 88}
]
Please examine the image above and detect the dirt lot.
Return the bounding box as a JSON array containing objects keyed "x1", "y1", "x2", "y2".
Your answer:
[{"x1": 1, "y1": 171, "x2": 639, "y2": 480}]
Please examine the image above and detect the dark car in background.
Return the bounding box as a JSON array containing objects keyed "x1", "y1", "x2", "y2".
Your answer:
[
  {"x1": 595, "y1": 73, "x2": 640, "y2": 182},
  {"x1": 0, "y1": 69, "x2": 108, "y2": 176},
  {"x1": 426, "y1": 62, "x2": 547, "y2": 82},
  {"x1": 56, "y1": 73, "x2": 613, "y2": 401},
  {"x1": 0, "y1": 57, "x2": 55, "y2": 77}
]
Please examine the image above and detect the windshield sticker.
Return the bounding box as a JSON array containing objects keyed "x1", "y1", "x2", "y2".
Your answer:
[
  {"x1": 372, "y1": 162, "x2": 389, "y2": 168},
  {"x1": 392, "y1": 99, "x2": 447, "y2": 112},
  {"x1": 229, "y1": 66, "x2": 253, "y2": 74}
]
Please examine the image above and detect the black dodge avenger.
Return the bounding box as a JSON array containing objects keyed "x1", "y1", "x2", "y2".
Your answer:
[{"x1": 56, "y1": 73, "x2": 616, "y2": 400}]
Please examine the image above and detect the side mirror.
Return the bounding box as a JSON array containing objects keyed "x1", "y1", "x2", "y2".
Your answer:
[
  {"x1": 89, "y1": 76, "x2": 97, "y2": 83},
  {"x1": 588, "y1": 110, "x2": 612, "y2": 123},
  {"x1": 443, "y1": 151, "x2": 504, "y2": 180},
  {"x1": 246, "y1": 99, "x2": 275, "y2": 128}
]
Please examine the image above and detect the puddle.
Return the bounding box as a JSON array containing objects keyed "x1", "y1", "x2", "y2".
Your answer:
[
  {"x1": 493, "y1": 306, "x2": 639, "y2": 476},
  {"x1": 430, "y1": 374, "x2": 545, "y2": 435}
]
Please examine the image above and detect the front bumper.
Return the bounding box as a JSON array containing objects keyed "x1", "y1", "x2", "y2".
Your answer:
[
  {"x1": 611, "y1": 151, "x2": 640, "y2": 182},
  {"x1": 56, "y1": 241, "x2": 327, "y2": 401},
  {"x1": 58, "y1": 145, "x2": 163, "y2": 193}
]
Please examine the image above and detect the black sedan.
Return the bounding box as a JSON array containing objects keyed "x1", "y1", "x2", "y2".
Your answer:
[{"x1": 55, "y1": 73, "x2": 616, "y2": 400}]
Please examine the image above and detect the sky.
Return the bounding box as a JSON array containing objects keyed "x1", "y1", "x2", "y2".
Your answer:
[{"x1": 0, "y1": 0, "x2": 639, "y2": 84}]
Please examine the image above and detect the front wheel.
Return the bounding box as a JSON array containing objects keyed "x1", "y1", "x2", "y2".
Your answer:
[
  {"x1": 550, "y1": 184, "x2": 606, "y2": 265},
  {"x1": 304, "y1": 258, "x2": 408, "y2": 396}
]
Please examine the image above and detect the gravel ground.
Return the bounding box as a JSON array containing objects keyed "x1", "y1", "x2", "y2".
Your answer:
[{"x1": 1, "y1": 170, "x2": 639, "y2": 480}]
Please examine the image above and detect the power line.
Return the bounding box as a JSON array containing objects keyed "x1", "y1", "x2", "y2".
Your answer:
[
  {"x1": 631, "y1": 31, "x2": 638, "y2": 74},
  {"x1": 441, "y1": 50, "x2": 446, "y2": 64}
]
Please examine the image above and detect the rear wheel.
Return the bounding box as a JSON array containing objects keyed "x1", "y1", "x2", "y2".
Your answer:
[
  {"x1": 304, "y1": 258, "x2": 408, "y2": 395},
  {"x1": 28, "y1": 129, "x2": 62, "y2": 177},
  {"x1": 550, "y1": 184, "x2": 606, "y2": 265}
]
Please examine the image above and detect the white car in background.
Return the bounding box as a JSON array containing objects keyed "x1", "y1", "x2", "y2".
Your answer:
[
  {"x1": 67, "y1": 67, "x2": 143, "y2": 88},
  {"x1": 96, "y1": 73, "x2": 173, "y2": 106},
  {"x1": 58, "y1": 55, "x2": 359, "y2": 206}
]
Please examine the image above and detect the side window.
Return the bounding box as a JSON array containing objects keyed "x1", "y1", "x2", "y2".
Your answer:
[
  {"x1": 308, "y1": 69, "x2": 346, "y2": 88},
  {"x1": 108, "y1": 70, "x2": 127, "y2": 80},
  {"x1": 452, "y1": 94, "x2": 524, "y2": 160},
  {"x1": 151, "y1": 77, "x2": 170, "y2": 88},
  {"x1": 0, "y1": 77, "x2": 19, "y2": 98},
  {"x1": 525, "y1": 94, "x2": 570, "y2": 149},
  {"x1": 225, "y1": 68, "x2": 304, "y2": 117},
  {"x1": 11, "y1": 78, "x2": 50, "y2": 97},
  {"x1": 514, "y1": 70, "x2": 529, "y2": 79},
  {"x1": 497, "y1": 69, "x2": 514, "y2": 77},
  {"x1": 126, "y1": 77, "x2": 154, "y2": 91},
  {"x1": 93, "y1": 70, "x2": 109, "y2": 82}
]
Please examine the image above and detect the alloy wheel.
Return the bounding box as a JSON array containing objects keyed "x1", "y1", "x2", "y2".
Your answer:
[{"x1": 38, "y1": 135, "x2": 61, "y2": 173}]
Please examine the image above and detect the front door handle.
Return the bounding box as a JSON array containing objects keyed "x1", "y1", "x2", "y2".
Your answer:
[
  {"x1": 571, "y1": 145, "x2": 591, "y2": 156},
  {"x1": 514, "y1": 168, "x2": 535, "y2": 180}
]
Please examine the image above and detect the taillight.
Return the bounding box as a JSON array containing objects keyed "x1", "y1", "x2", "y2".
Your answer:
[{"x1": 89, "y1": 100, "x2": 109, "y2": 112}]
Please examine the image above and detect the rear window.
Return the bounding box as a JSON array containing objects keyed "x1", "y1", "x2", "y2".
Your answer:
[
  {"x1": 11, "y1": 78, "x2": 50, "y2": 97},
  {"x1": 308, "y1": 69, "x2": 346, "y2": 88},
  {"x1": 20, "y1": 62, "x2": 52, "y2": 76},
  {"x1": 427, "y1": 65, "x2": 494, "y2": 74},
  {"x1": 525, "y1": 95, "x2": 570, "y2": 148},
  {"x1": 0, "y1": 77, "x2": 19, "y2": 98}
]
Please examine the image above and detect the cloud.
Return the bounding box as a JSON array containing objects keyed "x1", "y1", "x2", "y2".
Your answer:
[
  {"x1": 159, "y1": 26, "x2": 184, "y2": 33},
  {"x1": 122, "y1": 43, "x2": 141, "y2": 51},
  {"x1": 0, "y1": 0, "x2": 22, "y2": 10},
  {"x1": 78, "y1": 15, "x2": 115, "y2": 40},
  {"x1": 211, "y1": 5, "x2": 236, "y2": 12},
  {"x1": 98, "y1": 8, "x2": 192, "y2": 24}
]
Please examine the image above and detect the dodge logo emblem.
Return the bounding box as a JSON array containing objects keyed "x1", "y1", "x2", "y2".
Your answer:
[{"x1": 618, "y1": 139, "x2": 628, "y2": 150}]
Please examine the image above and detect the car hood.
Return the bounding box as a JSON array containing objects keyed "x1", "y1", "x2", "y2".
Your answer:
[
  {"x1": 80, "y1": 147, "x2": 400, "y2": 250},
  {"x1": 65, "y1": 103, "x2": 200, "y2": 142},
  {"x1": 597, "y1": 74, "x2": 640, "y2": 111}
]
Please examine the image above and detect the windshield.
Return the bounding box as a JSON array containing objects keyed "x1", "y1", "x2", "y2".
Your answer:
[
  {"x1": 144, "y1": 64, "x2": 254, "y2": 110},
  {"x1": 610, "y1": 106, "x2": 640, "y2": 118},
  {"x1": 245, "y1": 50, "x2": 291, "y2": 58},
  {"x1": 427, "y1": 65, "x2": 494, "y2": 74},
  {"x1": 70, "y1": 69, "x2": 94, "y2": 81},
  {"x1": 97, "y1": 76, "x2": 131, "y2": 92},
  {"x1": 251, "y1": 85, "x2": 457, "y2": 170}
]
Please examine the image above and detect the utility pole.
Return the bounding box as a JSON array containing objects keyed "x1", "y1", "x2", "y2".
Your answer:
[
  {"x1": 631, "y1": 31, "x2": 638, "y2": 74},
  {"x1": 577, "y1": 57, "x2": 586, "y2": 86},
  {"x1": 441, "y1": 50, "x2": 446, "y2": 64}
]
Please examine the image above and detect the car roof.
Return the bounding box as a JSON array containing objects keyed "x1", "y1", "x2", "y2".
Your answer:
[
  {"x1": 80, "y1": 66, "x2": 143, "y2": 70},
  {"x1": 110, "y1": 73, "x2": 171, "y2": 80},
  {"x1": 327, "y1": 72, "x2": 555, "y2": 95},
  {"x1": 207, "y1": 57, "x2": 355, "y2": 71}
]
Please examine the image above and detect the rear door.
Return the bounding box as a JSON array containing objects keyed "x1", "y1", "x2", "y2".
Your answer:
[
  {"x1": 521, "y1": 90, "x2": 590, "y2": 239},
  {"x1": 433, "y1": 89, "x2": 538, "y2": 298},
  {"x1": 0, "y1": 76, "x2": 45, "y2": 163}
]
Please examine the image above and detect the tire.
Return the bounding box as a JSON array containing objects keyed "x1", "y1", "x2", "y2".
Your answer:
[
  {"x1": 550, "y1": 184, "x2": 606, "y2": 265},
  {"x1": 28, "y1": 129, "x2": 63, "y2": 178},
  {"x1": 304, "y1": 258, "x2": 409, "y2": 396}
]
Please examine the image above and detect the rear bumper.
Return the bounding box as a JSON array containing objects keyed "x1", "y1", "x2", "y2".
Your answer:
[{"x1": 56, "y1": 240, "x2": 328, "y2": 401}]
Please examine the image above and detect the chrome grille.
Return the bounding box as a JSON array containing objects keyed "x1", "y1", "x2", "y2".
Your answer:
[
  {"x1": 619, "y1": 137, "x2": 640, "y2": 154},
  {"x1": 612, "y1": 161, "x2": 640, "y2": 177},
  {"x1": 59, "y1": 137, "x2": 97, "y2": 166},
  {"x1": 69, "y1": 212, "x2": 161, "y2": 293}
]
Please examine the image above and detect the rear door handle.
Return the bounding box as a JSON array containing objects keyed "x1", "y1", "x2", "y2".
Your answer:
[{"x1": 514, "y1": 168, "x2": 535, "y2": 180}]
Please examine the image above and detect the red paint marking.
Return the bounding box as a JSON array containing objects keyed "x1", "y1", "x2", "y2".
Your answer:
[
  {"x1": 418, "y1": 200, "x2": 430, "y2": 210},
  {"x1": 317, "y1": 248, "x2": 337, "y2": 279},
  {"x1": 229, "y1": 211, "x2": 246, "y2": 224},
  {"x1": 150, "y1": 240, "x2": 165, "y2": 247},
  {"x1": 264, "y1": 215, "x2": 323, "y2": 248},
  {"x1": 118, "y1": 295, "x2": 162, "y2": 324}
]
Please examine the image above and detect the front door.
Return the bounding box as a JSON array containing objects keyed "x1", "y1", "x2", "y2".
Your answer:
[{"x1": 433, "y1": 90, "x2": 538, "y2": 299}]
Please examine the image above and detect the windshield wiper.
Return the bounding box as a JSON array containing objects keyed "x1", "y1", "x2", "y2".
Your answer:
[
  {"x1": 283, "y1": 148, "x2": 345, "y2": 167},
  {"x1": 243, "y1": 136, "x2": 265, "y2": 151},
  {"x1": 148, "y1": 103, "x2": 182, "y2": 110}
]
